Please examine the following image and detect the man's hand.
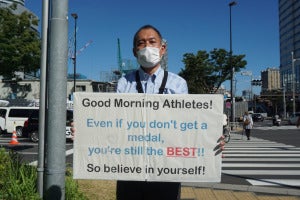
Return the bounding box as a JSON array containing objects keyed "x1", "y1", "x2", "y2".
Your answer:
[
  {"x1": 214, "y1": 135, "x2": 225, "y2": 157},
  {"x1": 70, "y1": 122, "x2": 75, "y2": 141}
]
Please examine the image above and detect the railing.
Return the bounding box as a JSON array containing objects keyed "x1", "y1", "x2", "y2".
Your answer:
[{"x1": 229, "y1": 122, "x2": 243, "y2": 133}]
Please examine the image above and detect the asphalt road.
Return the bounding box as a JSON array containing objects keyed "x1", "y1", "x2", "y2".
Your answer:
[{"x1": 220, "y1": 120, "x2": 300, "y2": 190}]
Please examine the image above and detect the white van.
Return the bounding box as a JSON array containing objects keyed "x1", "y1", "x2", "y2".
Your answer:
[{"x1": 0, "y1": 107, "x2": 39, "y2": 136}]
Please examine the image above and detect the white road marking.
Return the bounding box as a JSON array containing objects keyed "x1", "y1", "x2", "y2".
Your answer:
[{"x1": 247, "y1": 179, "x2": 300, "y2": 186}]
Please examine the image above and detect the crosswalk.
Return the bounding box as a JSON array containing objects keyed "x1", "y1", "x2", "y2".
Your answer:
[
  {"x1": 2, "y1": 132, "x2": 300, "y2": 188},
  {"x1": 222, "y1": 133, "x2": 300, "y2": 187},
  {"x1": 253, "y1": 125, "x2": 298, "y2": 130}
]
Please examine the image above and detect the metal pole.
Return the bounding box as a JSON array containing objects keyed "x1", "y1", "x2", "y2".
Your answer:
[
  {"x1": 241, "y1": 71, "x2": 253, "y2": 111},
  {"x1": 283, "y1": 83, "x2": 286, "y2": 119},
  {"x1": 37, "y1": 0, "x2": 49, "y2": 197},
  {"x1": 229, "y1": 1, "x2": 237, "y2": 123},
  {"x1": 291, "y1": 51, "x2": 296, "y2": 115},
  {"x1": 291, "y1": 51, "x2": 300, "y2": 116},
  {"x1": 44, "y1": 0, "x2": 68, "y2": 199},
  {"x1": 71, "y1": 13, "x2": 78, "y2": 93},
  {"x1": 251, "y1": 74, "x2": 253, "y2": 111}
]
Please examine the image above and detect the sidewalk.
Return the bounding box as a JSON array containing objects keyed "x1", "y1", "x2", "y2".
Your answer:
[
  {"x1": 77, "y1": 180, "x2": 300, "y2": 199},
  {"x1": 181, "y1": 183, "x2": 300, "y2": 200}
]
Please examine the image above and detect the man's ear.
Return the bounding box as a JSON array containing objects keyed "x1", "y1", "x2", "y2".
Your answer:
[
  {"x1": 133, "y1": 48, "x2": 137, "y2": 57},
  {"x1": 160, "y1": 44, "x2": 166, "y2": 55}
]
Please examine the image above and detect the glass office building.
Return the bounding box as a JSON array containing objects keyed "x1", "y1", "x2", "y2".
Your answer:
[
  {"x1": 0, "y1": 0, "x2": 38, "y2": 32},
  {"x1": 0, "y1": 0, "x2": 25, "y2": 11},
  {"x1": 279, "y1": 0, "x2": 300, "y2": 94}
]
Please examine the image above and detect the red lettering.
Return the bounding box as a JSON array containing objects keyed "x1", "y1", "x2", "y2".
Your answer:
[{"x1": 166, "y1": 147, "x2": 197, "y2": 157}]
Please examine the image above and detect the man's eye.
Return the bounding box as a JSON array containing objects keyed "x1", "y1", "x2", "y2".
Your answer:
[{"x1": 137, "y1": 42, "x2": 145, "y2": 46}]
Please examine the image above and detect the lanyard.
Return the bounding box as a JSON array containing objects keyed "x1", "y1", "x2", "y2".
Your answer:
[{"x1": 135, "y1": 70, "x2": 168, "y2": 94}]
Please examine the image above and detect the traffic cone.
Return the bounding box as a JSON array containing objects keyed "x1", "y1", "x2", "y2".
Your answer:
[{"x1": 9, "y1": 122, "x2": 19, "y2": 145}]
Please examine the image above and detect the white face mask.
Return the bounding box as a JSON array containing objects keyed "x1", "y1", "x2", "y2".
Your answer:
[{"x1": 136, "y1": 47, "x2": 161, "y2": 68}]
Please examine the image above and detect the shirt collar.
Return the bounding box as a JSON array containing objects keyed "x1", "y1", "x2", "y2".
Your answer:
[{"x1": 138, "y1": 66, "x2": 163, "y2": 81}]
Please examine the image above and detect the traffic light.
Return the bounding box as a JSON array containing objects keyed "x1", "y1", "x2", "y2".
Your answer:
[{"x1": 251, "y1": 79, "x2": 262, "y2": 86}]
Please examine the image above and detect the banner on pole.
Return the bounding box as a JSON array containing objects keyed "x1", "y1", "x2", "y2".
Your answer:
[{"x1": 73, "y1": 93, "x2": 223, "y2": 182}]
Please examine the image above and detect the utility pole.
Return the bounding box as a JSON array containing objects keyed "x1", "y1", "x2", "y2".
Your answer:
[
  {"x1": 291, "y1": 51, "x2": 300, "y2": 115},
  {"x1": 71, "y1": 13, "x2": 78, "y2": 93},
  {"x1": 37, "y1": 0, "x2": 49, "y2": 197},
  {"x1": 241, "y1": 71, "x2": 253, "y2": 110},
  {"x1": 283, "y1": 83, "x2": 286, "y2": 119},
  {"x1": 229, "y1": 1, "x2": 237, "y2": 123},
  {"x1": 44, "y1": 0, "x2": 68, "y2": 199}
]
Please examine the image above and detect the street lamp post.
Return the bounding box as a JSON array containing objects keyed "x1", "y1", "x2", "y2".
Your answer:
[
  {"x1": 241, "y1": 71, "x2": 253, "y2": 110},
  {"x1": 291, "y1": 51, "x2": 300, "y2": 115},
  {"x1": 71, "y1": 13, "x2": 78, "y2": 93},
  {"x1": 283, "y1": 83, "x2": 286, "y2": 119},
  {"x1": 229, "y1": 1, "x2": 237, "y2": 123}
]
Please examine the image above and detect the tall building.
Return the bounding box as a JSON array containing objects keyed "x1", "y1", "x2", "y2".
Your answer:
[
  {"x1": 279, "y1": 0, "x2": 300, "y2": 94},
  {"x1": 0, "y1": 0, "x2": 38, "y2": 31},
  {"x1": 261, "y1": 67, "x2": 281, "y2": 93},
  {"x1": 1, "y1": 0, "x2": 26, "y2": 13},
  {"x1": 0, "y1": 0, "x2": 24, "y2": 6}
]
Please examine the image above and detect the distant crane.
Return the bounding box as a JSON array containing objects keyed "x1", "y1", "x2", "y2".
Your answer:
[
  {"x1": 114, "y1": 38, "x2": 137, "y2": 77},
  {"x1": 68, "y1": 40, "x2": 93, "y2": 79},
  {"x1": 69, "y1": 40, "x2": 93, "y2": 60}
]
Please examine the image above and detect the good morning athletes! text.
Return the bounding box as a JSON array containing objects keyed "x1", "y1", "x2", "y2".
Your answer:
[{"x1": 82, "y1": 98, "x2": 213, "y2": 111}]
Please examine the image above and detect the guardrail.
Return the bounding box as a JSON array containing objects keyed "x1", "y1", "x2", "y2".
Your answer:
[{"x1": 229, "y1": 122, "x2": 243, "y2": 132}]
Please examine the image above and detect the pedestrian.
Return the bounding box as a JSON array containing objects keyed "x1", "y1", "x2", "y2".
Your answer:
[
  {"x1": 296, "y1": 116, "x2": 300, "y2": 128},
  {"x1": 243, "y1": 111, "x2": 253, "y2": 140}
]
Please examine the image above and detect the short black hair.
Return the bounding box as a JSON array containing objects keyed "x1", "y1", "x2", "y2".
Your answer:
[{"x1": 133, "y1": 24, "x2": 163, "y2": 47}]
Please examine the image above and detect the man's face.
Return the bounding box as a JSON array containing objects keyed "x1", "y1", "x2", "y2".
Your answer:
[{"x1": 133, "y1": 28, "x2": 165, "y2": 57}]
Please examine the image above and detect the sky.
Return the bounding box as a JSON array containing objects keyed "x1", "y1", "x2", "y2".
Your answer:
[{"x1": 25, "y1": 0, "x2": 279, "y2": 96}]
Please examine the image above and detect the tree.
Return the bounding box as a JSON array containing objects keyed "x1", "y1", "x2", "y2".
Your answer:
[
  {"x1": 0, "y1": 4, "x2": 40, "y2": 79},
  {"x1": 179, "y1": 48, "x2": 247, "y2": 94}
]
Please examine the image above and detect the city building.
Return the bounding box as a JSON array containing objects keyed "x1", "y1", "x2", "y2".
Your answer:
[
  {"x1": 0, "y1": 0, "x2": 24, "y2": 7},
  {"x1": 261, "y1": 67, "x2": 281, "y2": 93},
  {"x1": 0, "y1": 0, "x2": 38, "y2": 31},
  {"x1": 0, "y1": 79, "x2": 116, "y2": 106},
  {"x1": 242, "y1": 90, "x2": 251, "y2": 101},
  {"x1": 279, "y1": 0, "x2": 300, "y2": 94}
]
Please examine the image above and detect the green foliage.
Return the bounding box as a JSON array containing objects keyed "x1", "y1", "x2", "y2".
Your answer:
[
  {"x1": 0, "y1": 4, "x2": 41, "y2": 79},
  {"x1": 179, "y1": 48, "x2": 247, "y2": 94},
  {"x1": 0, "y1": 148, "x2": 87, "y2": 199},
  {"x1": 65, "y1": 167, "x2": 88, "y2": 200},
  {"x1": 0, "y1": 148, "x2": 10, "y2": 187},
  {"x1": 0, "y1": 149, "x2": 40, "y2": 199}
]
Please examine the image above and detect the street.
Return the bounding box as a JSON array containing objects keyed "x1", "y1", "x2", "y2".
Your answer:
[
  {"x1": 1, "y1": 119, "x2": 299, "y2": 191},
  {"x1": 221, "y1": 120, "x2": 300, "y2": 190}
]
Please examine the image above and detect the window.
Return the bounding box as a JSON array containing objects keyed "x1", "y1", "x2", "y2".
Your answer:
[
  {"x1": 76, "y1": 85, "x2": 86, "y2": 91},
  {"x1": 9, "y1": 109, "x2": 38, "y2": 118},
  {"x1": 0, "y1": 109, "x2": 7, "y2": 118}
]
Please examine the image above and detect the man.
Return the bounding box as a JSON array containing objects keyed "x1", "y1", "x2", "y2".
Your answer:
[
  {"x1": 71, "y1": 24, "x2": 224, "y2": 199},
  {"x1": 116, "y1": 24, "x2": 188, "y2": 200}
]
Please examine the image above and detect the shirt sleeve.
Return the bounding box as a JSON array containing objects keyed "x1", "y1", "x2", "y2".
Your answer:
[{"x1": 165, "y1": 72, "x2": 188, "y2": 94}]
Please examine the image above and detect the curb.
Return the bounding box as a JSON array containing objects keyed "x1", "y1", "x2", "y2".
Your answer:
[{"x1": 181, "y1": 183, "x2": 300, "y2": 196}]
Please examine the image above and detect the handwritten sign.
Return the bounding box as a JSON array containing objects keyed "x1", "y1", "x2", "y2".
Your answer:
[{"x1": 73, "y1": 93, "x2": 223, "y2": 182}]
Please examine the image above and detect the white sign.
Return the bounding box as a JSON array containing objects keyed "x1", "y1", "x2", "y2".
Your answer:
[{"x1": 73, "y1": 93, "x2": 223, "y2": 182}]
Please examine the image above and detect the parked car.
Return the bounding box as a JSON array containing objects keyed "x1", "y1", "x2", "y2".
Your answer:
[
  {"x1": 0, "y1": 107, "x2": 39, "y2": 137},
  {"x1": 23, "y1": 110, "x2": 73, "y2": 142},
  {"x1": 288, "y1": 112, "x2": 300, "y2": 125},
  {"x1": 252, "y1": 113, "x2": 264, "y2": 122}
]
